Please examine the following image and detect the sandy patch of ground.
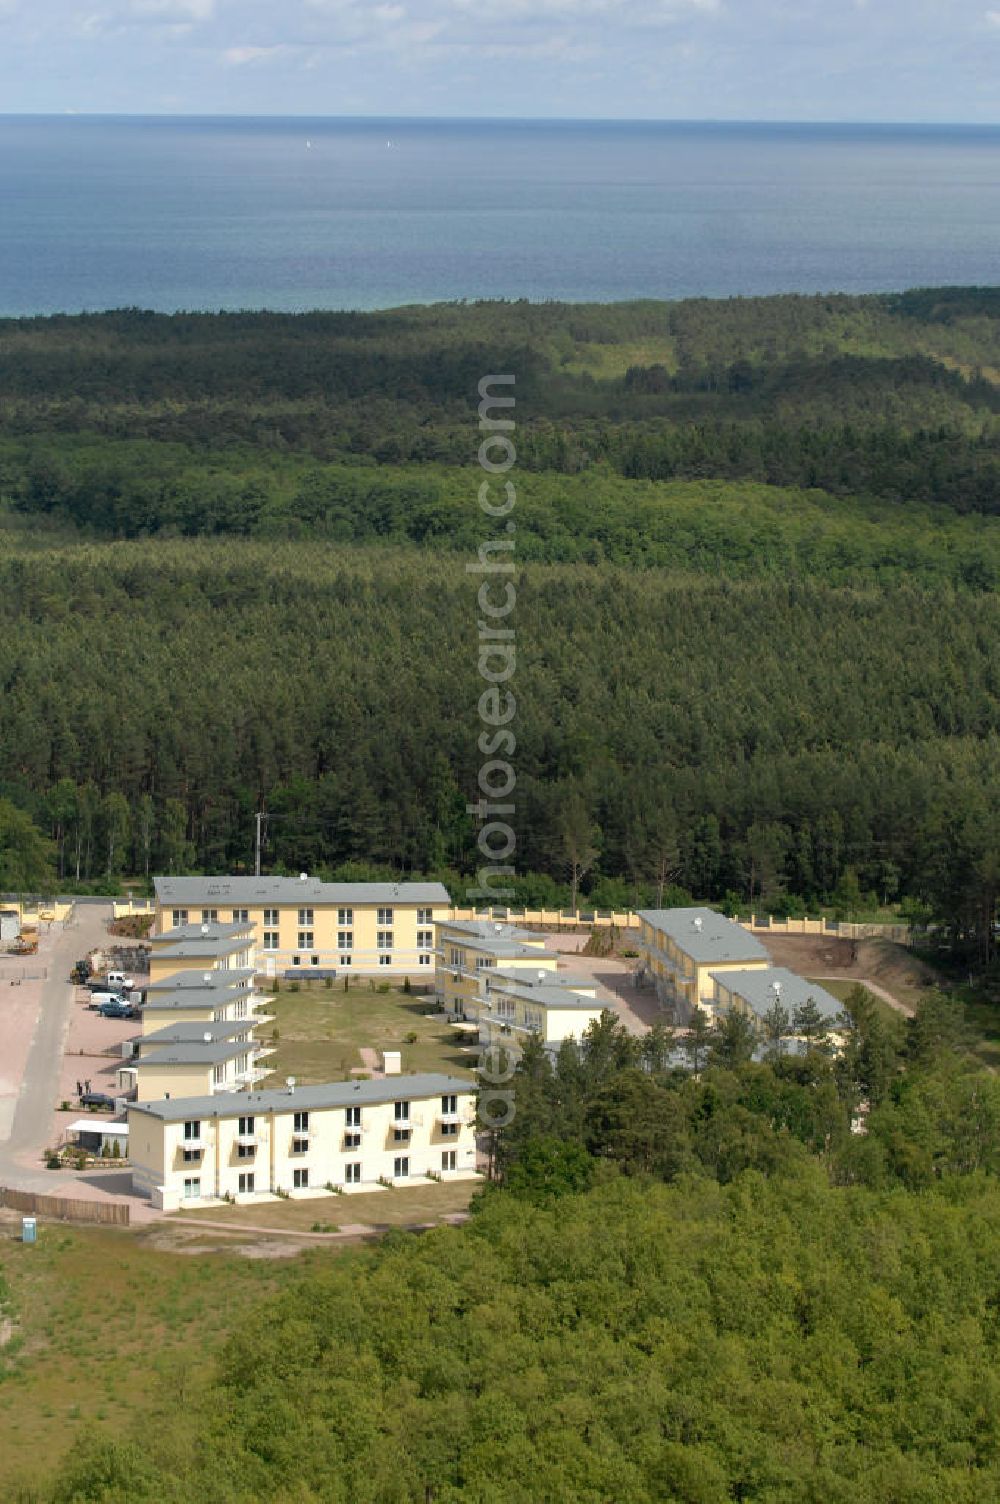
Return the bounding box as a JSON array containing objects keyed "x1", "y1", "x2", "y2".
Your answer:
[{"x1": 760, "y1": 936, "x2": 940, "y2": 1015}]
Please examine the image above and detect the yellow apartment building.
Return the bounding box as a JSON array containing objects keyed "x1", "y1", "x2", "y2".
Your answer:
[
  {"x1": 637, "y1": 907, "x2": 770, "y2": 1021},
  {"x1": 147, "y1": 919, "x2": 256, "y2": 985},
  {"x1": 128, "y1": 1073, "x2": 478, "y2": 1210},
  {"x1": 135, "y1": 1017, "x2": 275, "y2": 1099},
  {"x1": 152, "y1": 875, "x2": 451, "y2": 978},
  {"x1": 140, "y1": 921, "x2": 270, "y2": 1099},
  {"x1": 709, "y1": 966, "x2": 846, "y2": 1046},
  {"x1": 474, "y1": 968, "x2": 605, "y2": 1053},
  {"x1": 140, "y1": 968, "x2": 264, "y2": 1033},
  {"x1": 435, "y1": 918, "x2": 559, "y2": 1016}
]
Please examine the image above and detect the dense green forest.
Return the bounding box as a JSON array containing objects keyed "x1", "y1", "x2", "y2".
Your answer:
[
  {"x1": 1, "y1": 290, "x2": 999, "y2": 963},
  {"x1": 32, "y1": 991, "x2": 1000, "y2": 1502}
]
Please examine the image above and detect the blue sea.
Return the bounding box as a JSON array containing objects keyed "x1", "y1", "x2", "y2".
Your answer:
[{"x1": 1, "y1": 116, "x2": 999, "y2": 315}]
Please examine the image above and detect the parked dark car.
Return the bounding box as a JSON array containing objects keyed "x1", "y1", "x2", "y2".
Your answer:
[
  {"x1": 80, "y1": 1092, "x2": 115, "y2": 1110},
  {"x1": 96, "y1": 1000, "x2": 135, "y2": 1019}
]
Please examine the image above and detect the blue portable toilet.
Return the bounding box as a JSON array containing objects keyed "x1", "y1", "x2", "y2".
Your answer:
[{"x1": 22, "y1": 1216, "x2": 36, "y2": 1245}]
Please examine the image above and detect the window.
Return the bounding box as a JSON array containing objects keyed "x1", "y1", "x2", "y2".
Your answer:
[
  {"x1": 345, "y1": 1106, "x2": 361, "y2": 1128},
  {"x1": 339, "y1": 955, "x2": 352, "y2": 967},
  {"x1": 213, "y1": 1065, "x2": 226, "y2": 1086},
  {"x1": 171, "y1": 908, "x2": 188, "y2": 927},
  {"x1": 183, "y1": 1177, "x2": 201, "y2": 1199},
  {"x1": 441, "y1": 1150, "x2": 457, "y2": 1172},
  {"x1": 393, "y1": 1102, "x2": 410, "y2": 1124},
  {"x1": 377, "y1": 907, "x2": 393, "y2": 926},
  {"x1": 417, "y1": 907, "x2": 433, "y2": 926},
  {"x1": 338, "y1": 907, "x2": 353, "y2": 926},
  {"x1": 238, "y1": 1172, "x2": 255, "y2": 1194},
  {"x1": 393, "y1": 1128, "x2": 411, "y2": 1143},
  {"x1": 379, "y1": 954, "x2": 391, "y2": 967},
  {"x1": 345, "y1": 1162, "x2": 361, "y2": 1184},
  {"x1": 344, "y1": 1131, "x2": 361, "y2": 1150},
  {"x1": 417, "y1": 930, "x2": 433, "y2": 949},
  {"x1": 298, "y1": 931, "x2": 314, "y2": 949},
  {"x1": 264, "y1": 908, "x2": 279, "y2": 927},
  {"x1": 293, "y1": 1167, "x2": 309, "y2": 1189},
  {"x1": 419, "y1": 954, "x2": 431, "y2": 967},
  {"x1": 201, "y1": 908, "x2": 218, "y2": 923},
  {"x1": 440, "y1": 1122, "x2": 458, "y2": 1137},
  {"x1": 497, "y1": 998, "x2": 515, "y2": 1020},
  {"x1": 297, "y1": 907, "x2": 314, "y2": 926},
  {"x1": 263, "y1": 932, "x2": 279, "y2": 950},
  {"x1": 183, "y1": 1147, "x2": 201, "y2": 1163},
  {"x1": 311, "y1": 955, "x2": 320, "y2": 967},
  {"x1": 449, "y1": 948, "x2": 462, "y2": 967},
  {"x1": 475, "y1": 957, "x2": 495, "y2": 971},
  {"x1": 377, "y1": 930, "x2": 393, "y2": 950},
  {"x1": 237, "y1": 1143, "x2": 254, "y2": 1160},
  {"x1": 292, "y1": 956, "x2": 300, "y2": 967},
  {"x1": 292, "y1": 1137, "x2": 308, "y2": 1154},
  {"x1": 183, "y1": 1120, "x2": 201, "y2": 1141},
  {"x1": 234, "y1": 998, "x2": 248, "y2": 1019},
  {"x1": 393, "y1": 1156, "x2": 409, "y2": 1178},
  {"x1": 238, "y1": 1115, "x2": 254, "y2": 1135},
  {"x1": 293, "y1": 1110, "x2": 309, "y2": 1133},
  {"x1": 441, "y1": 1094, "x2": 458, "y2": 1115},
  {"x1": 337, "y1": 930, "x2": 353, "y2": 949},
  {"x1": 232, "y1": 909, "x2": 249, "y2": 923}
]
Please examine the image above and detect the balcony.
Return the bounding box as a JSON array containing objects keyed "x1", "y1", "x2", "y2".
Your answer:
[
  {"x1": 235, "y1": 1130, "x2": 258, "y2": 1148},
  {"x1": 234, "y1": 1067, "x2": 271, "y2": 1088},
  {"x1": 179, "y1": 1139, "x2": 203, "y2": 1154}
]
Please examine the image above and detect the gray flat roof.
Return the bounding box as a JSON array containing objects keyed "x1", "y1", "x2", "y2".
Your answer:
[
  {"x1": 130, "y1": 1072, "x2": 474, "y2": 1122},
  {"x1": 140, "y1": 1019, "x2": 253, "y2": 1046},
  {"x1": 150, "y1": 937, "x2": 251, "y2": 960},
  {"x1": 152, "y1": 921, "x2": 253, "y2": 944},
  {"x1": 154, "y1": 876, "x2": 451, "y2": 905},
  {"x1": 144, "y1": 969, "x2": 254, "y2": 995},
  {"x1": 460, "y1": 938, "x2": 558, "y2": 961},
  {"x1": 138, "y1": 1040, "x2": 252, "y2": 1066},
  {"x1": 638, "y1": 907, "x2": 770, "y2": 964},
  {"x1": 491, "y1": 968, "x2": 594, "y2": 990},
  {"x1": 440, "y1": 919, "x2": 547, "y2": 944},
  {"x1": 485, "y1": 980, "x2": 603, "y2": 1011},
  {"x1": 710, "y1": 967, "x2": 844, "y2": 1022}
]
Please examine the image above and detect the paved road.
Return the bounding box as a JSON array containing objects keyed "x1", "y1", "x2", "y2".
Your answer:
[{"x1": 0, "y1": 900, "x2": 113, "y2": 1188}]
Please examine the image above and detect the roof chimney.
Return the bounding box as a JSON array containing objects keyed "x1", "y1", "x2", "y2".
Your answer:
[
  {"x1": 202, "y1": 972, "x2": 211, "y2": 983},
  {"x1": 693, "y1": 917, "x2": 703, "y2": 933},
  {"x1": 200, "y1": 923, "x2": 209, "y2": 935},
  {"x1": 285, "y1": 1076, "x2": 296, "y2": 1093},
  {"x1": 299, "y1": 872, "x2": 308, "y2": 882},
  {"x1": 203, "y1": 1031, "x2": 212, "y2": 1043}
]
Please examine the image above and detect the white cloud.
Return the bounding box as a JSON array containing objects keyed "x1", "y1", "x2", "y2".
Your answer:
[
  {"x1": 986, "y1": 7, "x2": 1000, "y2": 25},
  {"x1": 129, "y1": 0, "x2": 215, "y2": 20},
  {"x1": 223, "y1": 42, "x2": 289, "y2": 64}
]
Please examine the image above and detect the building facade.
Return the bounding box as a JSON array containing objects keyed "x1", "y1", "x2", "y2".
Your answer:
[
  {"x1": 474, "y1": 969, "x2": 604, "y2": 1053},
  {"x1": 140, "y1": 922, "x2": 272, "y2": 1099},
  {"x1": 153, "y1": 875, "x2": 451, "y2": 978},
  {"x1": 637, "y1": 907, "x2": 770, "y2": 1021},
  {"x1": 434, "y1": 918, "x2": 559, "y2": 1016},
  {"x1": 709, "y1": 966, "x2": 846, "y2": 1043},
  {"x1": 129, "y1": 1074, "x2": 479, "y2": 1210}
]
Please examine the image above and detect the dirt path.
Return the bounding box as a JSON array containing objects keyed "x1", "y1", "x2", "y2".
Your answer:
[{"x1": 811, "y1": 976, "x2": 915, "y2": 1018}]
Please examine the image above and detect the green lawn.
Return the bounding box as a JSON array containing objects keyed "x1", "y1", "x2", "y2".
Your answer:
[
  {"x1": 260, "y1": 979, "x2": 476, "y2": 1085},
  {"x1": 0, "y1": 1217, "x2": 290, "y2": 1495},
  {"x1": 171, "y1": 1179, "x2": 477, "y2": 1233}
]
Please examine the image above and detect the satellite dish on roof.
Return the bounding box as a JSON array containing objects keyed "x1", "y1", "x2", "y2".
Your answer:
[
  {"x1": 693, "y1": 917, "x2": 704, "y2": 932},
  {"x1": 200, "y1": 923, "x2": 209, "y2": 934},
  {"x1": 202, "y1": 972, "x2": 211, "y2": 983},
  {"x1": 299, "y1": 872, "x2": 308, "y2": 882},
  {"x1": 203, "y1": 1031, "x2": 212, "y2": 1042}
]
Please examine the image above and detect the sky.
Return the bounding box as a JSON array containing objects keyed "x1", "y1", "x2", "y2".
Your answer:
[{"x1": 2, "y1": 0, "x2": 1000, "y2": 121}]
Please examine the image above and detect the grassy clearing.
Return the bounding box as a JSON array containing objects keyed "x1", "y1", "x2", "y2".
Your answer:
[
  {"x1": 261, "y1": 979, "x2": 475, "y2": 1085},
  {"x1": 0, "y1": 1215, "x2": 290, "y2": 1495},
  {"x1": 170, "y1": 1178, "x2": 477, "y2": 1233}
]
